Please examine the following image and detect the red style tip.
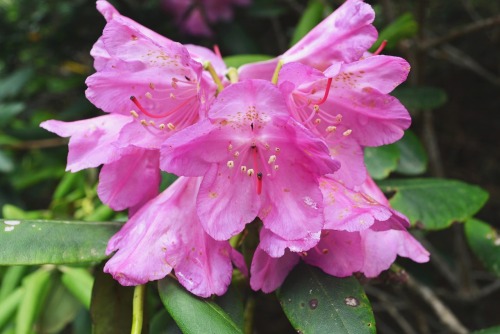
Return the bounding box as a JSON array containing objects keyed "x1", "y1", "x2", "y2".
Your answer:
[{"x1": 373, "y1": 40, "x2": 388, "y2": 56}]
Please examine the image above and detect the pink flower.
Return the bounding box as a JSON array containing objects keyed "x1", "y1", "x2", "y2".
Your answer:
[
  {"x1": 250, "y1": 177, "x2": 429, "y2": 293},
  {"x1": 278, "y1": 57, "x2": 410, "y2": 188},
  {"x1": 160, "y1": 79, "x2": 339, "y2": 246},
  {"x1": 105, "y1": 177, "x2": 244, "y2": 297},
  {"x1": 239, "y1": 0, "x2": 377, "y2": 80},
  {"x1": 162, "y1": 0, "x2": 251, "y2": 37}
]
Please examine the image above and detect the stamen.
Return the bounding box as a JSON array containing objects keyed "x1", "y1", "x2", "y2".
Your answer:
[
  {"x1": 326, "y1": 126, "x2": 337, "y2": 133},
  {"x1": 257, "y1": 172, "x2": 263, "y2": 195},
  {"x1": 130, "y1": 95, "x2": 192, "y2": 119},
  {"x1": 343, "y1": 129, "x2": 352, "y2": 136},
  {"x1": 145, "y1": 92, "x2": 153, "y2": 99},
  {"x1": 314, "y1": 118, "x2": 321, "y2": 125},
  {"x1": 241, "y1": 166, "x2": 247, "y2": 172},
  {"x1": 167, "y1": 123, "x2": 175, "y2": 131},
  {"x1": 268, "y1": 155, "x2": 276, "y2": 164},
  {"x1": 149, "y1": 120, "x2": 155, "y2": 126},
  {"x1": 159, "y1": 124, "x2": 165, "y2": 130},
  {"x1": 315, "y1": 78, "x2": 333, "y2": 105},
  {"x1": 373, "y1": 40, "x2": 388, "y2": 56},
  {"x1": 228, "y1": 143, "x2": 233, "y2": 151},
  {"x1": 130, "y1": 110, "x2": 139, "y2": 118},
  {"x1": 234, "y1": 151, "x2": 240, "y2": 157},
  {"x1": 140, "y1": 120, "x2": 148, "y2": 126},
  {"x1": 227, "y1": 161, "x2": 234, "y2": 168},
  {"x1": 247, "y1": 168, "x2": 254, "y2": 176},
  {"x1": 274, "y1": 165, "x2": 279, "y2": 170}
]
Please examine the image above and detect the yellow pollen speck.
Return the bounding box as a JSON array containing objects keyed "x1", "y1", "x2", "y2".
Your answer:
[
  {"x1": 227, "y1": 160, "x2": 234, "y2": 168},
  {"x1": 274, "y1": 165, "x2": 279, "y2": 170},
  {"x1": 241, "y1": 166, "x2": 247, "y2": 172},
  {"x1": 247, "y1": 168, "x2": 254, "y2": 176},
  {"x1": 167, "y1": 123, "x2": 175, "y2": 130},
  {"x1": 335, "y1": 114, "x2": 343, "y2": 123},
  {"x1": 268, "y1": 155, "x2": 277, "y2": 164},
  {"x1": 234, "y1": 151, "x2": 240, "y2": 157},
  {"x1": 209, "y1": 192, "x2": 218, "y2": 199},
  {"x1": 140, "y1": 120, "x2": 148, "y2": 126},
  {"x1": 130, "y1": 110, "x2": 139, "y2": 118},
  {"x1": 149, "y1": 82, "x2": 155, "y2": 89},
  {"x1": 343, "y1": 129, "x2": 352, "y2": 136},
  {"x1": 313, "y1": 105, "x2": 320, "y2": 112},
  {"x1": 145, "y1": 92, "x2": 153, "y2": 99},
  {"x1": 326, "y1": 126, "x2": 337, "y2": 133},
  {"x1": 149, "y1": 120, "x2": 155, "y2": 126},
  {"x1": 314, "y1": 118, "x2": 321, "y2": 124},
  {"x1": 159, "y1": 124, "x2": 165, "y2": 130}
]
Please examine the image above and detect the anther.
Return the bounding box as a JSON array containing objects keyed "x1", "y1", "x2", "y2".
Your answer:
[
  {"x1": 241, "y1": 166, "x2": 247, "y2": 172},
  {"x1": 335, "y1": 114, "x2": 343, "y2": 123},
  {"x1": 247, "y1": 169, "x2": 254, "y2": 176},
  {"x1": 159, "y1": 124, "x2": 166, "y2": 130},
  {"x1": 275, "y1": 147, "x2": 280, "y2": 153},
  {"x1": 234, "y1": 151, "x2": 240, "y2": 157},
  {"x1": 149, "y1": 82, "x2": 155, "y2": 90},
  {"x1": 145, "y1": 92, "x2": 153, "y2": 99},
  {"x1": 268, "y1": 155, "x2": 277, "y2": 164},
  {"x1": 130, "y1": 110, "x2": 139, "y2": 118},
  {"x1": 326, "y1": 126, "x2": 337, "y2": 133},
  {"x1": 228, "y1": 144, "x2": 233, "y2": 151},
  {"x1": 227, "y1": 161, "x2": 234, "y2": 168},
  {"x1": 167, "y1": 123, "x2": 175, "y2": 130},
  {"x1": 149, "y1": 120, "x2": 155, "y2": 126},
  {"x1": 343, "y1": 129, "x2": 352, "y2": 136},
  {"x1": 314, "y1": 118, "x2": 321, "y2": 124},
  {"x1": 140, "y1": 120, "x2": 148, "y2": 126},
  {"x1": 313, "y1": 105, "x2": 320, "y2": 112},
  {"x1": 274, "y1": 165, "x2": 279, "y2": 170}
]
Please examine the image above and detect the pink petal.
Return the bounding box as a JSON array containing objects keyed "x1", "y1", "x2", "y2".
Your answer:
[
  {"x1": 327, "y1": 137, "x2": 366, "y2": 188},
  {"x1": 250, "y1": 247, "x2": 300, "y2": 293},
  {"x1": 40, "y1": 114, "x2": 131, "y2": 172},
  {"x1": 97, "y1": 149, "x2": 160, "y2": 210},
  {"x1": 259, "y1": 227, "x2": 320, "y2": 258}
]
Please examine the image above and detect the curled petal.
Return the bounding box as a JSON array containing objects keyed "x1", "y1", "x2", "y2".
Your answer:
[{"x1": 250, "y1": 247, "x2": 300, "y2": 293}]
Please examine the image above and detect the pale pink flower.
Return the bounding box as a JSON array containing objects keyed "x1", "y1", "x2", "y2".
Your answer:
[
  {"x1": 239, "y1": 0, "x2": 377, "y2": 80},
  {"x1": 250, "y1": 177, "x2": 429, "y2": 293},
  {"x1": 162, "y1": 0, "x2": 251, "y2": 37},
  {"x1": 105, "y1": 177, "x2": 244, "y2": 297},
  {"x1": 160, "y1": 79, "x2": 339, "y2": 246}
]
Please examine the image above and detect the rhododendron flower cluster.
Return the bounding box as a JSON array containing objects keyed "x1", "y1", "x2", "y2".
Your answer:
[{"x1": 41, "y1": 0, "x2": 429, "y2": 297}]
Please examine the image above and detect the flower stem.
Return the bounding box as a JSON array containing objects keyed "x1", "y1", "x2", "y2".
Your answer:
[
  {"x1": 203, "y1": 61, "x2": 224, "y2": 94},
  {"x1": 227, "y1": 67, "x2": 239, "y2": 83},
  {"x1": 243, "y1": 295, "x2": 256, "y2": 334},
  {"x1": 131, "y1": 284, "x2": 146, "y2": 334},
  {"x1": 271, "y1": 60, "x2": 284, "y2": 85}
]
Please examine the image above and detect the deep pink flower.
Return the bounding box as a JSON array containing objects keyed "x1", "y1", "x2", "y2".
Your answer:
[
  {"x1": 160, "y1": 79, "x2": 339, "y2": 245},
  {"x1": 239, "y1": 0, "x2": 377, "y2": 80},
  {"x1": 105, "y1": 177, "x2": 244, "y2": 297},
  {"x1": 250, "y1": 177, "x2": 429, "y2": 293},
  {"x1": 162, "y1": 0, "x2": 251, "y2": 37}
]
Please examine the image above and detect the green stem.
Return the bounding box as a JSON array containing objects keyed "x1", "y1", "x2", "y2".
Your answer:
[
  {"x1": 131, "y1": 284, "x2": 146, "y2": 334},
  {"x1": 204, "y1": 61, "x2": 224, "y2": 94},
  {"x1": 271, "y1": 60, "x2": 284, "y2": 85},
  {"x1": 243, "y1": 295, "x2": 256, "y2": 334}
]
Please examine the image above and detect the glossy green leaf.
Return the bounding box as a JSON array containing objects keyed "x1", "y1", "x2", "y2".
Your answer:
[
  {"x1": 0, "y1": 288, "x2": 24, "y2": 330},
  {"x1": 378, "y1": 178, "x2": 489, "y2": 229},
  {"x1": 16, "y1": 268, "x2": 53, "y2": 334},
  {"x1": 393, "y1": 86, "x2": 447, "y2": 111},
  {"x1": 0, "y1": 220, "x2": 122, "y2": 265},
  {"x1": 60, "y1": 266, "x2": 94, "y2": 309},
  {"x1": 0, "y1": 103, "x2": 24, "y2": 123},
  {"x1": 215, "y1": 285, "x2": 245, "y2": 330},
  {"x1": 0, "y1": 266, "x2": 27, "y2": 302},
  {"x1": 290, "y1": 1, "x2": 324, "y2": 46},
  {"x1": 90, "y1": 265, "x2": 134, "y2": 334},
  {"x1": 158, "y1": 277, "x2": 243, "y2": 334},
  {"x1": 364, "y1": 144, "x2": 400, "y2": 180},
  {"x1": 0, "y1": 68, "x2": 33, "y2": 100},
  {"x1": 0, "y1": 151, "x2": 14, "y2": 173},
  {"x1": 38, "y1": 279, "x2": 81, "y2": 334},
  {"x1": 149, "y1": 309, "x2": 182, "y2": 334},
  {"x1": 370, "y1": 12, "x2": 417, "y2": 51},
  {"x1": 465, "y1": 219, "x2": 500, "y2": 276},
  {"x1": 395, "y1": 130, "x2": 428, "y2": 175},
  {"x1": 278, "y1": 264, "x2": 375, "y2": 334},
  {"x1": 223, "y1": 54, "x2": 273, "y2": 69}
]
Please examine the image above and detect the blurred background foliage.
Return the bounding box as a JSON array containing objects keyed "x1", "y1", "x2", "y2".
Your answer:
[{"x1": 0, "y1": 0, "x2": 499, "y2": 333}]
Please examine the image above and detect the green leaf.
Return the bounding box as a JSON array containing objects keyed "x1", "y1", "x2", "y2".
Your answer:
[
  {"x1": 395, "y1": 130, "x2": 428, "y2": 175},
  {"x1": 0, "y1": 68, "x2": 33, "y2": 100},
  {"x1": 149, "y1": 309, "x2": 182, "y2": 334},
  {"x1": 158, "y1": 277, "x2": 243, "y2": 334},
  {"x1": 465, "y1": 219, "x2": 500, "y2": 276},
  {"x1": 16, "y1": 268, "x2": 53, "y2": 334},
  {"x1": 393, "y1": 86, "x2": 447, "y2": 111},
  {"x1": 0, "y1": 220, "x2": 122, "y2": 265},
  {"x1": 223, "y1": 55, "x2": 273, "y2": 69},
  {"x1": 370, "y1": 12, "x2": 417, "y2": 51},
  {"x1": 59, "y1": 266, "x2": 94, "y2": 309},
  {"x1": 37, "y1": 279, "x2": 81, "y2": 334},
  {"x1": 378, "y1": 178, "x2": 489, "y2": 229},
  {"x1": 278, "y1": 264, "x2": 375, "y2": 334},
  {"x1": 0, "y1": 266, "x2": 27, "y2": 302},
  {"x1": 0, "y1": 288, "x2": 24, "y2": 331},
  {"x1": 471, "y1": 326, "x2": 500, "y2": 334},
  {"x1": 290, "y1": 1, "x2": 324, "y2": 47},
  {"x1": 90, "y1": 264, "x2": 134, "y2": 334},
  {"x1": 364, "y1": 144, "x2": 400, "y2": 180},
  {"x1": 0, "y1": 103, "x2": 24, "y2": 124},
  {"x1": 215, "y1": 285, "x2": 245, "y2": 330},
  {"x1": 0, "y1": 151, "x2": 14, "y2": 173}
]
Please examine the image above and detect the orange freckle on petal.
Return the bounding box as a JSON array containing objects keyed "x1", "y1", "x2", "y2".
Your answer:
[{"x1": 209, "y1": 192, "x2": 218, "y2": 199}]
